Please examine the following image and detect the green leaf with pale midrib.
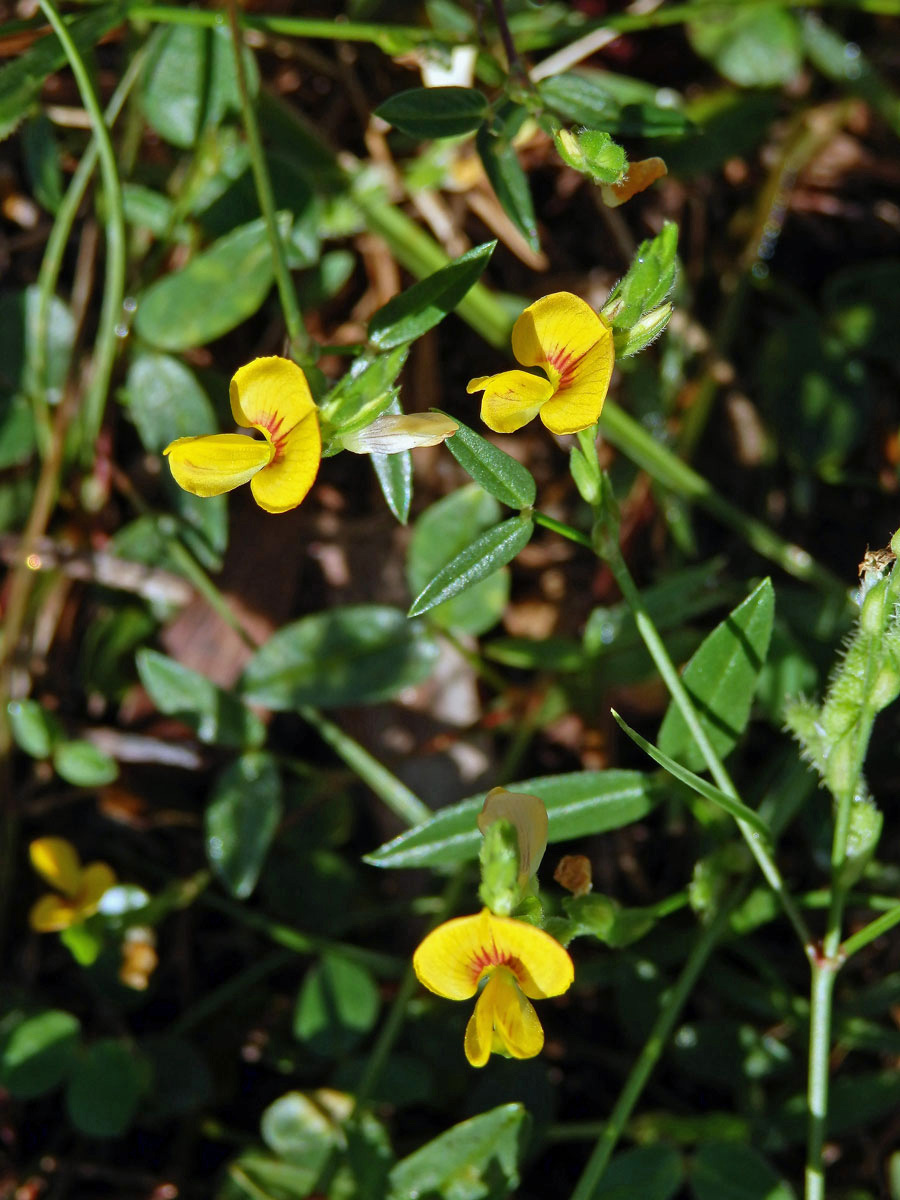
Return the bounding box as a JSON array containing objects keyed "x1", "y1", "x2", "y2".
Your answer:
[
  {"x1": 366, "y1": 769, "x2": 663, "y2": 868},
  {"x1": 408, "y1": 515, "x2": 533, "y2": 617}
]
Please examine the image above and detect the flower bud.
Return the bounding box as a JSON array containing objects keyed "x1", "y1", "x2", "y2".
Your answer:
[{"x1": 340, "y1": 413, "x2": 458, "y2": 455}]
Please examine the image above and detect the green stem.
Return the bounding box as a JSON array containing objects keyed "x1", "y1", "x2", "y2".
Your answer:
[
  {"x1": 30, "y1": 50, "x2": 144, "y2": 456},
  {"x1": 299, "y1": 705, "x2": 431, "y2": 828},
  {"x1": 533, "y1": 510, "x2": 593, "y2": 549},
  {"x1": 805, "y1": 960, "x2": 837, "y2": 1200},
  {"x1": 224, "y1": 0, "x2": 310, "y2": 364},
  {"x1": 568, "y1": 899, "x2": 736, "y2": 1200},
  {"x1": 840, "y1": 902, "x2": 900, "y2": 959},
  {"x1": 38, "y1": 0, "x2": 127, "y2": 463}
]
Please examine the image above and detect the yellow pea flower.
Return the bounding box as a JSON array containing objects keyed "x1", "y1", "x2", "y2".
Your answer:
[
  {"x1": 164, "y1": 356, "x2": 321, "y2": 514},
  {"x1": 467, "y1": 292, "x2": 614, "y2": 435},
  {"x1": 28, "y1": 837, "x2": 116, "y2": 933},
  {"x1": 413, "y1": 908, "x2": 574, "y2": 1067}
]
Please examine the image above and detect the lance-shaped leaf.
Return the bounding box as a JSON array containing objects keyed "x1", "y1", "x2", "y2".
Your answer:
[
  {"x1": 476, "y1": 122, "x2": 539, "y2": 252},
  {"x1": 369, "y1": 241, "x2": 496, "y2": 350},
  {"x1": 443, "y1": 415, "x2": 536, "y2": 508},
  {"x1": 612, "y1": 711, "x2": 770, "y2": 838},
  {"x1": 375, "y1": 86, "x2": 488, "y2": 139},
  {"x1": 408, "y1": 514, "x2": 533, "y2": 617},
  {"x1": 205, "y1": 753, "x2": 283, "y2": 899},
  {"x1": 657, "y1": 577, "x2": 774, "y2": 771}
]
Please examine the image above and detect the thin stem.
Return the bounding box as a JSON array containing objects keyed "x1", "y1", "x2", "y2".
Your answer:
[
  {"x1": 490, "y1": 0, "x2": 526, "y2": 78},
  {"x1": 299, "y1": 706, "x2": 431, "y2": 828},
  {"x1": 533, "y1": 510, "x2": 593, "y2": 549},
  {"x1": 569, "y1": 899, "x2": 736, "y2": 1200},
  {"x1": 840, "y1": 902, "x2": 900, "y2": 959},
  {"x1": 224, "y1": 0, "x2": 310, "y2": 364},
  {"x1": 805, "y1": 961, "x2": 837, "y2": 1200},
  {"x1": 38, "y1": 0, "x2": 127, "y2": 462},
  {"x1": 29, "y1": 50, "x2": 144, "y2": 456}
]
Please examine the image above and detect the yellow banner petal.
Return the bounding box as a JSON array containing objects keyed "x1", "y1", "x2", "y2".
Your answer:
[
  {"x1": 29, "y1": 893, "x2": 77, "y2": 932},
  {"x1": 250, "y1": 410, "x2": 321, "y2": 513},
  {"x1": 164, "y1": 434, "x2": 273, "y2": 498},
  {"x1": 413, "y1": 909, "x2": 573, "y2": 1001},
  {"x1": 511, "y1": 292, "x2": 606, "y2": 383},
  {"x1": 77, "y1": 862, "x2": 117, "y2": 913},
  {"x1": 29, "y1": 837, "x2": 81, "y2": 896},
  {"x1": 470, "y1": 370, "x2": 553, "y2": 434},
  {"x1": 230, "y1": 356, "x2": 316, "y2": 439},
  {"x1": 539, "y1": 332, "x2": 614, "y2": 435}
]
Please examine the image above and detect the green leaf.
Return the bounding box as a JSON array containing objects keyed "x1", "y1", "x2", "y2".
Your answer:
[
  {"x1": 205, "y1": 753, "x2": 283, "y2": 899},
  {"x1": 444, "y1": 415, "x2": 537, "y2": 509},
  {"x1": 540, "y1": 71, "x2": 691, "y2": 137},
  {"x1": 122, "y1": 352, "x2": 217, "y2": 452},
  {"x1": 65, "y1": 1039, "x2": 145, "y2": 1138},
  {"x1": 407, "y1": 484, "x2": 509, "y2": 635},
  {"x1": 365, "y1": 769, "x2": 662, "y2": 869},
  {"x1": 375, "y1": 86, "x2": 487, "y2": 139},
  {"x1": 0, "y1": 1010, "x2": 81, "y2": 1099},
  {"x1": 408, "y1": 514, "x2": 533, "y2": 618},
  {"x1": 0, "y1": 6, "x2": 123, "y2": 141},
  {"x1": 52, "y1": 741, "x2": 118, "y2": 787},
  {"x1": 140, "y1": 23, "x2": 258, "y2": 149},
  {"x1": 241, "y1": 605, "x2": 438, "y2": 710},
  {"x1": 591, "y1": 1145, "x2": 685, "y2": 1200},
  {"x1": 134, "y1": 217, "x2": 282, "y2": 351},
  {"x1": 476, "y1": 122, "x2": 539, "y2": 252},
  {"x1": 320, "y1": 347, "x2": 409, "y2": 437},
  {"x1": 224, "y1": 1152, "x2": 327, "y2": 1199},
  {"x1": 293, "y1": 955, "x2": 381, "y2": 1056},
  {"x1": 259, "y1": 1092, "x2": 338, "y2": 1190},
  {"x1": 137, "y1": 649, "x2": 265, "y2": 749},
  {"x1": 657, "y1": 578, "x2": 775, "y2": 771},
  {"x1": 368, "y1": 241, "x2": 496, "y2": 350},
  {"x1": 387, "y1": 1103, "x2": 529, "y2": 1200},
  {"x1": 0, "y1": 286, "x2": 75, "y2": 420},
  {"x1": 611, "y1": 711, "x2": 770, "y2": 837},
  {"x1": 688, "y1": 6, "x2": 803, "y2": 88},
  {"x1": 22, "y1": 114, "x2": 63, "y2": 214},
  {"x1": 690, "y1": 1143, "x2": 796, "y2": 1200},
  {"x1": 372, "y1": 447, "x2": 412, "y2": 524},
  {"x1": 7, "y1": 698, "x2": 62, "y2": 758}
]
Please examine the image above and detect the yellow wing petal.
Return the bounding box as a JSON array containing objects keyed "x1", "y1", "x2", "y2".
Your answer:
[
  {"x1": 511, "y1": 293, "x2": 606, "y2": 384},
  {"x1": 471, "y1": 370, "x2": 553, "y2": 434},
  {"x1": 29, "y1": 893, "x2": 77, "y2": 932},
  {"x1": 464, "y1": 982, "x2": 495, "y2": 1067},
  {"x1": 481, "y1": 911, "x2": 574, "y2": 1000},
  {"x1": 250, "y1": 410, "x2": 321, "y2": 514},
  {"x1": 164, "y1": 434, "x2": 273, "y2": 498},
  {"x1": 76, "y1": 863, "x2": 117, "y2": 914},
  {"x1": 29, "y1": 837, "x2": 81, "y2": 896},
  {"x1": 539, "y1": 330, "x2": 614, "y2": 435},
  {"x1": 489, "y1": 970, "x2": 544, "y2": 1059},
  {"x1": 230, "y1": 356, "x2": 316, "y2": 439}
]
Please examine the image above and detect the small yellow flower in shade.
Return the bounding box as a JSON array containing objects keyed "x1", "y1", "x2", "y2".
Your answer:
[
  {"x1": 28, "y1": 838, "x2": 116, "y2": 933},
  {"x1": 413, "y1": 908, "x2": 574, "y2": 1067},
  {"x1": 467, "y1": 292, "x2": 614, "y2": 436},
  {"x1": 164, "y1": 356, "x2": 321, "y2": 514},
  {"x1": 477, "y1": 787, "x2": 548, "y2": 890}
]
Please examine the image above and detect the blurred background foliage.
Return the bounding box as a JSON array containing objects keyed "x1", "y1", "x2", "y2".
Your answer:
[{"x1": 1, "y1": 0, "x2": 900, "y2": 1198}]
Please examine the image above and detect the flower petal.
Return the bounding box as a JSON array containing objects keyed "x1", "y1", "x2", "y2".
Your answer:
[
  {"x1": 600, "y1": 157, "x2": 667, "y2": 208},
  {"x1": 478, "y1": 788, "x2": 548, "y2": 886},
  {"x1": 77, "y1": 863, "x2": 117, "y2": 914},
  {"x1": 230, "y1": 356, "x2": 315, "y2": 440},
  {"x1": 164, "y1": 434, "x2": 273, "y2": 498},
  {"x1": 489, "y1": 970, "x2": 544, "y2": 1059},
  {"x1": 539, "y1": 331, "x2": 614, "y2": 435},
  {"x1": 29, "y1": 893, "x2": 77, "y2": 932},
  {"x1": 511, "y1": 293, "x2": 607, "y2": 384},
  {"x1": 413, "y1": 909, "x2": 573, "y2": 1001},
  {"x1": 341, "y1": 413, "x2": 459, "y2": 455},
  {"x1": 249, "y1": 410, "x2": 321, "y2": 514},
  {"x1": 464, "y1": 979, "x2": 495, "y2": 1067},
  {"x1": 29, "y1": 837, "x2": 81, "y2": 897},
  {"x1": 468, "y1": 370, "x2": 553, "y2": 434}
]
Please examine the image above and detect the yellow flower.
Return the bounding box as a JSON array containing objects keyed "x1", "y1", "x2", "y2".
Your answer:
[
  {"x1": 467, "y1": 292, "x2": 614, "y2": 436},
  {"x1": 413, "y1": 908, "x2": 574, "y2": 1067},
  {"x1": 164, "y1": 356, "x2": 321, "y2": 514},
  {"x1": 28, "y1": 837, "x2": 116, "y2": 933}
]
